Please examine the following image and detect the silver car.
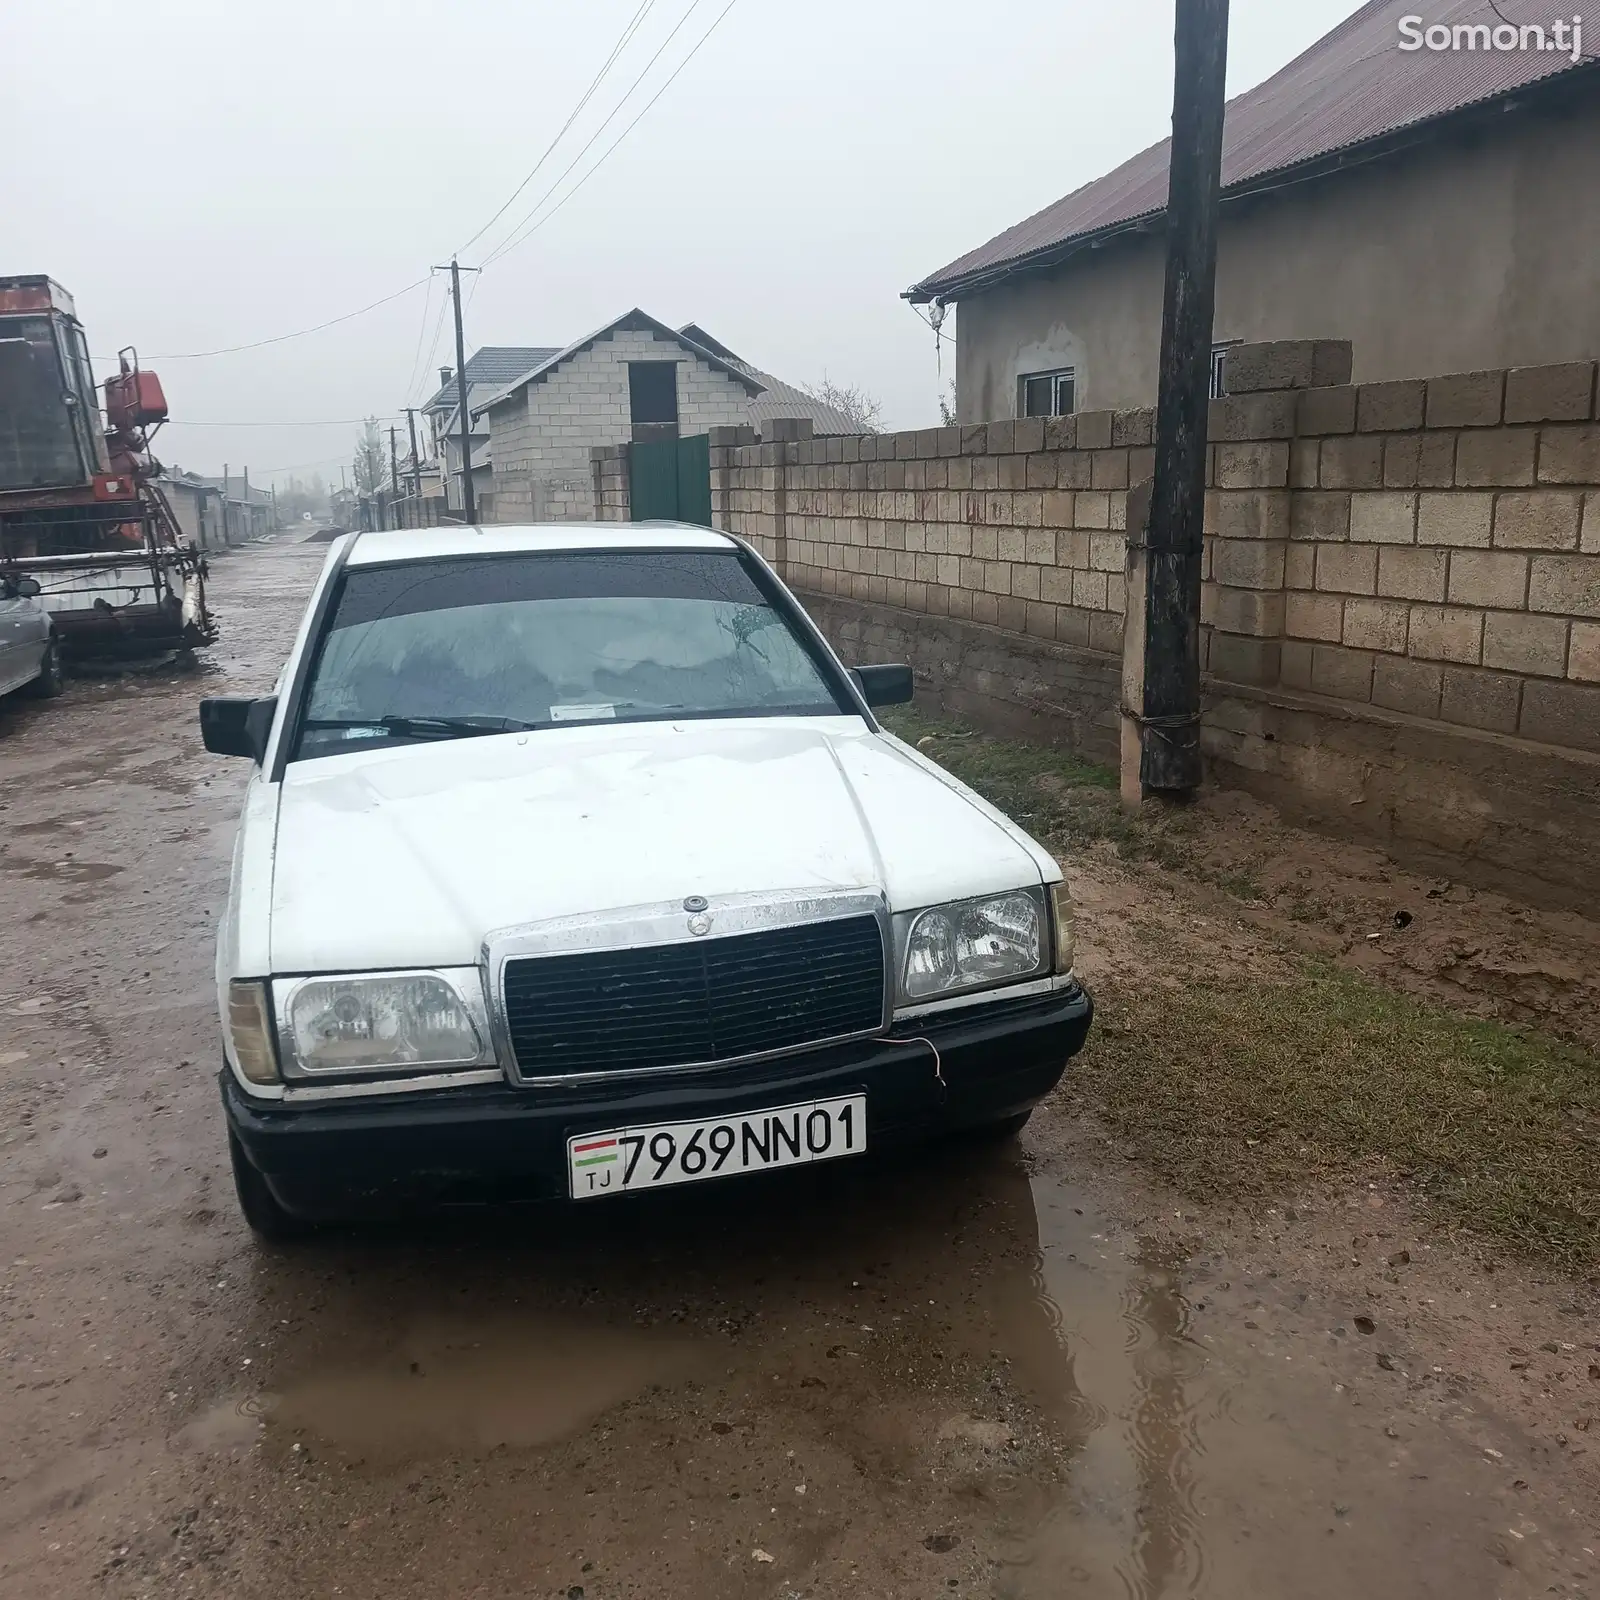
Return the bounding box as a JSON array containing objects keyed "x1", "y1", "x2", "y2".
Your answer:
[{"x1": 0, "y1": 573, "x2": 63, "y2": 702}]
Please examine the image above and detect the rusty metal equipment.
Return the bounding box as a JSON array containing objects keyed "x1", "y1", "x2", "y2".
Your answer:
[{"x1": 0, "y1": 276, "x2": 215, "y2": 656}]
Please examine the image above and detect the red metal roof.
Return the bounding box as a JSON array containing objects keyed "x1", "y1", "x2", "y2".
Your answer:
[{"x1": 909, "y1": 0, "x2": 1593, "y2": 300}]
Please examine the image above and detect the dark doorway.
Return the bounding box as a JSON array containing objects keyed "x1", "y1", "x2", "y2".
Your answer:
[{"x1": 628, "y1": 361, "x2": 680, "y2": 443}]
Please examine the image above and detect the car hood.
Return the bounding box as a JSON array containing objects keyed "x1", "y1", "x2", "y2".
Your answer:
[{"x1": 267, "y1": 716, "x2": 1047, "y2": 972}]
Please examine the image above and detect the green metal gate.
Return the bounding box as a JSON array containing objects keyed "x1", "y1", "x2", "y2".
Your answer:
[{"x1": 629, "y1": 433, "x2": 712, "y2": 526}]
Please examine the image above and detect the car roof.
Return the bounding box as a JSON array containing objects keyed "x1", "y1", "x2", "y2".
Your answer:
[{"x1": 341, "y1": 522, "x2": 739, "y2": 567}]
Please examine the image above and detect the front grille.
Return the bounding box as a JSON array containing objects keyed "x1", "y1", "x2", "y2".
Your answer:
[{"x1": 502, "y1": 915, "x2": 886, "y2": 1079}]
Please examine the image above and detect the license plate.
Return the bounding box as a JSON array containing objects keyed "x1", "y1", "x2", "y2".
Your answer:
[{"x1": 567, "y1": 1094, "x2": 867, "y2": 1199}]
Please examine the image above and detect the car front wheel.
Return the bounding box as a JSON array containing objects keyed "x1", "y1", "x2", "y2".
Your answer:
[
  {"x1": 229, "y1": 1132, "x2": 315, "y2": 1243},
  {"x1": 25, "y1": 634, "x2": 64, "y2": 699}
]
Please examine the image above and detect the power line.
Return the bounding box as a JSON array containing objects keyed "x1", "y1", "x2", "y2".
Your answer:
[
  {"x1": 455, "y1": 0, "x2": 662, "y2": 257},
  {"x1": 399, "y1": 271, "x2": 439, "y2": 402},
  {"x1": 104, "y1": 278, "x2": 430, "y2": 361},
  {"x1": 479, "y1": 0, "x2": 722, "y2": 265},
  {"x1": 482, "y1": 0, "x2": 741, "y2": 267},
  {"x1": 162, "y1": 416, "x2": 408, "y2": 428}
]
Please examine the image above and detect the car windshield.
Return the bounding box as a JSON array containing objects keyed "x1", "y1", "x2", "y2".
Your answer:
[{"x1": 291, "y1": 547, "x2": 846, "y2": 761}]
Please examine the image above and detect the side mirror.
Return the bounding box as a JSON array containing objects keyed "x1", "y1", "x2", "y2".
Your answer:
[
  {"x1": 851, "y1": 663, "x2": 915, "y2": 708},
  {"x1": 15, "y1": 576, "x2": 41, "y2": 598},
  {"x1": 200, "y1": 696, "x2": 277, "y2": 763}
]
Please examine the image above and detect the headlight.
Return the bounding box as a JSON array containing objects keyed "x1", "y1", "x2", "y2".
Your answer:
[
  {"x1": 227, "y1": 980, "x2": 280, "y2": 1085},
  {"x1": 902, "y1": 891, "x2": 1045, "y2": 1002},
  {"x1": 1049, "y1": 880, "x2": 1075, "y2": 975},
  {"x1": 278, "y1": 971, "x2": 486, "y2": 1076}
]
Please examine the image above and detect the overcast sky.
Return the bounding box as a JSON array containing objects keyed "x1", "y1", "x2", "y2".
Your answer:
[{"x1": 4, "y1": 0, "x2": 1361, "y2": 485}]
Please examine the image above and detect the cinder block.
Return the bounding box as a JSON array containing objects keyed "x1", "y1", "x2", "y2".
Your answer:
[
  {"x1": 1088, "y1": 610, "x2": 1123, "y2": 654},
  {"x1": 1072, "y1": 569, "x2": 1109, "y2": 609},
  {"x1": 1483, "y1": 612, "x2": 1569, "y2": 677},
  {"x1": 1224, "y1": 340, "x2": 1353, "y2": 393},
  {"x1": 1290, "y1": 439, "x2": 1320, "y2": 489},
  {"x1": 1091, "y1": 450, "x2": 1130, "y2": 490},
  {"x1": 1209, "y1": 391, "x2": 1297, "y2": 441},
  {"x1": 1456, "y1": 428, "x2": 1537, "y2": 486},
  {"x1": 1528, "y1": 553, "x2": 1600, "y2": 618},
  {"x1": 1075, "y1": 411, "x2": 1115, "y2": 450},
  {"x1": 1055, "y1": 452, "x2": 1092, "y2": 490},
  {"x1": 1295, "y1": 385, "x2": 1357, "y2": 436},
  {"x1": 1448, "y1": 549, "x2": 1529, "y2": 609},
  {"x1": 1377, "y1": 545, "x2": 1449, "y2": 601},
  {"x1": 1212, "y1": 538, "x2": 1286, "y2": 589},
  {"x1": 1011, "y1": 563, "x2": 1042, "y2": 601},
  {"x1": 1537, "y1": 424, "x2": 1600, "y2": 485},
  {"x1": 1584, "y1": 492, "x2": 1600, "y2": 554},
  {"x1": 1568, "y1": 621, "x2": 1600, "y2": 682},
  {"x1": 1311, "y1": 644, "x2": 1375, "y2": 700},
  {"x1": 1057, "y1": 606, "x2": 1092, "y2": 647},
  {"x1": 1520, "y1": 679, "x2": 1600, "y2": 753},
  {"x1": 1349, "y1": 492, "x2": 1417, "y2": 544},
  {"x1": 1040, "y1": 565, "x2": 1074, "y2": 605},
  {"x1": 1286, "y1": 591, "x2": 1344, "y2": 641},
  {"x1": 961, "y1": 425, "x2": 989, "y2": 455},
  {"x1": 1425, "y1": 370, "x2": 1504, "y2": 429},
  {"x1": 935, "y1": 426, "x2": 961, "y2": 456},
  {"x1": 996, "y1": 527, "x2": 1026, "y2": 562},
  {"x1": 1417, "y1": 492, "x2": 1493, "y2": 548},
  {"x1": 1315, "y1": 543, "x2": 1378, "y2": 595},
  {"x1": 1043, "y1": 416, "x2": 1077, "y2": 451},
  {"x1": 1493, "y1": 491, "x2": 1583, "y2": 551},
  {"x1": 1208, "y1": 634, "x2": 1281, "y2": 684},
  {"x1": 1215, "y1": 441, "x2": 1290, "y2": 489},
  {"x1": 1285, "y1": 541, "x2": 1316, "y2": 589},
  {"x1": 1024, "y1": 528, "x2": 1057, "y2": 565},
  {"x1": 1342, "y1": 597, "x2": 1410, "y2": 654},
  {"x1": 1407, "y1": 605, "x2": 1483, "y2": 664},
  {"x1": 1075, "y1": 492, "x2": 1111, "y2": 530},
  {"x1": 1013, "y1": 418, "x2": 1045, "y2": 453},
  {"x1": 1209, "y1": 586, "x2": 1284, "y2": 637},
  {"x1": 1440, "y1": 667, "x2": 1523, "y2": 734},
  {"x1": 1025, "y1": 453, "x2": 1059, "y2": 489},
  {"x1": 1319, "y1": 435, "x2": 1384, "y2": 489},
  {"x1": 1089, "y1": 533, "x2": 1124, "y2": 571},
  {"x1": 1358, "y1": 380, "x2": 1427, "y2": 433},
  {"x1": 1109, "y1": 408, "x2": 1152, "y2": 447},
  {"x1": 1383, "y1": 432, "x2": 1457, "y2": 489},
  {"x1": 1041, "y1": 489, "x2": 1076, "y2": 526},
  {"x1": 1209, "y1": 489, "x2": 1292, "y2": 539},
  {"x1": 1280, "y1": 639, "x2": 1314, "y2": 689},
  {"x1": 987, "y1": 421, "x2": 1015, "y2": 454},
  {"x1": 1505, "y1": 363, "x2": 1596, "y2": 425},
  {"x1": 1290, "y1": 491, "x2": 1350, "y2": 541},
  {"x1": 1024, "y1": 600, "x2": 1058, "y2": 640},
  {"x1": 1372, "y1": 657, "x2": 1443, "y2": 718}
]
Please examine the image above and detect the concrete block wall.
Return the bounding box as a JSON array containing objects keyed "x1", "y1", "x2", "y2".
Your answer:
[{"x1": 590, "y1": 345, "x2": 1600, "y2": 903}]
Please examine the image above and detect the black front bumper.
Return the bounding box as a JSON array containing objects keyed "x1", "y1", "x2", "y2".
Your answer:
[{"x1": 223, "y1": 983, "x2": 1093, "y2": 1218}]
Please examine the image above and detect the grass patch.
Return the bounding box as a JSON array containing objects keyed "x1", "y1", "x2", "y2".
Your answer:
[
  {"x1": 1077, "y1": 964, "x2": 1600, "y2": 1269},
  {"x1": 882, "y1": 707, "x2": 1193, "y2": 868}
]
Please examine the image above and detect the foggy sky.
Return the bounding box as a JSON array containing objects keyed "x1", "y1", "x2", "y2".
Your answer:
[{"x1": 3, "y1": 0, "x2": 1361, "y2": 486}]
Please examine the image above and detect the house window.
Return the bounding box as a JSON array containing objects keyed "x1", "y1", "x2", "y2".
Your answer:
[
  {"x1": 628, "y1": 361, "x2": 680, "y2": 442},
  {"x1": 1210, "y1": 341, "x2": 1240, "y2": 399},
  {"x1": 1019, "y1": 367, "x2": 1075, "y2": 418}
]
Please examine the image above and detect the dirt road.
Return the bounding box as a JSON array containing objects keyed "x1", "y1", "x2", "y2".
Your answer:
[{"x1": 1, "y1": 538, "x2": 1595, "y2": 1599}]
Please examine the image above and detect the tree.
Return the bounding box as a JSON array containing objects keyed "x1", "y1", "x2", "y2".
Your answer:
[
  {"x1": 938, "y1": 384, "x2": 958, "y2": 427},
  {"x1": 801, "y1": 377, "x2": 883, "y2": 434},
  {"x1": 352, "y1": 417, "x2": 387, "y2": 496}
]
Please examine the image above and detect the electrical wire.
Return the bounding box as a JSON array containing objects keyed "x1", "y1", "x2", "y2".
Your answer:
[
  {"x1": 161, "y1": 416, "x2": 407, "y2": 427},
  {"x1": 481, "y1": 0, "x2": 741, "y2": 267},
  {"x1": 399, "y1": 272, "x2": 439, "y2": 403},
  {"x1": 455, "y1": 0, "x2": 662, "y2": 258},
  {"x1": 110, "y1": 278, "x2": 430, "y2": 361}
]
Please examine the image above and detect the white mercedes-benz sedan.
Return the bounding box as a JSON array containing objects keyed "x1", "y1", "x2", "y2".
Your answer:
[{"x1": 200, "y1": 524, "x2": 1092, "y2": 1238}]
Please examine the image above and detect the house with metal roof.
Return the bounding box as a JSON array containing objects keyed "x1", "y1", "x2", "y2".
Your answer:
[
  {"x1": 908, "y1": 0, "x2": 1599, "y2": 422},
  {"x1": 471, "y1": 309, "x2": 855, "y2": 523}
]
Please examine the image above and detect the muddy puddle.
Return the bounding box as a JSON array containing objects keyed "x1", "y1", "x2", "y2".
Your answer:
[{"x1": 168, "y1": 1148, "x2": 1594, "y2": 1597}]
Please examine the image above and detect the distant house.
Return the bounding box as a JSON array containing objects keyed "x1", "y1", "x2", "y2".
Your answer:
[
  {"x1": 420, "y1": 346, "x2": 559, "y2": 515},
  {"x1": 158, "y1": 469, "x2": 274, "y2": 550},
  {"x1": 473, "y1": 309, "x2": 856, "y2": 523},
  {"x1": 907, "y1": 0, "x2": 1600, "y2": 420}
]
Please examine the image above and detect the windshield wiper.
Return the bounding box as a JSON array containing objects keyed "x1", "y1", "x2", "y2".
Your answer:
[{"x1": 302, "y1": 714, "x2": 528, "y2": 741}]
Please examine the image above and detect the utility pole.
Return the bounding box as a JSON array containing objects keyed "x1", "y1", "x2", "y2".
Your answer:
[
  {"x1": 243, "y1": 466, "x2": 251, "y2": 538},
  {"x1": 1124, "y1": 0, "x2": 1230, "y2": 802},
  {"x1": 433, "y1": 258, "x2": 482, "y2": 525},
  {"x1": 388, "y1": 424, "x2": 401, "y2": 527},
  {"x1": 222, "y1": 462, "x2": 231, "y2": 546},
  {"x1": 405, "y1": 407, "x2": 422, "y2": 500}
]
